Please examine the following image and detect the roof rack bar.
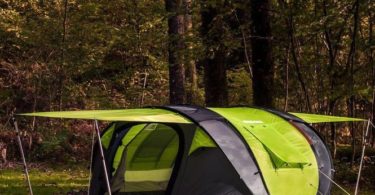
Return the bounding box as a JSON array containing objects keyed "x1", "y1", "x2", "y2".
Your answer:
[
  {"x1": 94, "y1": 120, "x2": 112, "y2": 195},
  {"x1": 12, "y1": 117, "x2": 33, "y2": 195}
]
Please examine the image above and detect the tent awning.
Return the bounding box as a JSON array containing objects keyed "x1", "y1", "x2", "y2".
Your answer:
[
  {"x1": 18, "y1": 109, "x2": 192, "y2": 124},
  {"x1": 289, "y1": 112, "x2": 366, "y2": 123},
  {"x1": 18, "y1": 109, "x2": 367, "y2": 124}
]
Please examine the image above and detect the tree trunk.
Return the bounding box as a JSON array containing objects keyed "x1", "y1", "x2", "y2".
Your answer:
[
  {"x1": 58, "y1": 0, "x2": 68, "y2": 111},
  {"x1": 201, "y1": 1, "x2": 228, "y2": 107},
  {"x1": 184, "y1": 0, "x2": 198, "y2": 105},
  {"x1": 369, "y1": 4, "x2": 375, "y2": 147},
  {"x1": 203, "y1": 52, "x2": 228, "y2": 107},
  {"x1": 284, "y1": 45, "x2": 290, "y2": 112},
  {"x1": 250, "y1": 0, "x2": 274, "y2": 108},
  {"x1": 329, "y1": 100, "x2": 337, "y2": 158},
  {"x1": 372, "y1": 57, "x2": 375, "y2": 147},
  {"x1": 322, "y1": 0, "x2": 343, "y2": 157},
  {"x1": 349, "y1": 98, "x2": 356, "y2": 164},
  {"x1": 166, "y1": 0, "x2": 185, "y2": 104},
  {"x1": 279, "y1": 0, "x2": 311, "y2": 112},
  {"x1": 347, "y1": 0, "x2": 360, "y2": 165}
]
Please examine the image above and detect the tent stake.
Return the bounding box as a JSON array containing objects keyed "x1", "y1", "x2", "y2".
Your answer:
[
  {"x1": 94, "y1": 120, "x2": 112, "y2": 195},
  {"x1": 12, "y1": 117, "x2": 33, "y2": 195},
  {"x1": 354, "y1": 119, "x2": 371, "y2": 195}
]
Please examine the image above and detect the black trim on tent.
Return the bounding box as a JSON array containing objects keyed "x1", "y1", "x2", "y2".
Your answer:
[
  {"x1": 165, "y1": 124, "x2": 196, "y2": 195},
  {"x1": 179, "y1": 147, "x2": 249, "y2": 195},
  {"x1": 159, "y1": 105, "x2": 269, "y2": 195},
  {"x1": 263, "y1": 108, "x2": 305, "y2": 123}
]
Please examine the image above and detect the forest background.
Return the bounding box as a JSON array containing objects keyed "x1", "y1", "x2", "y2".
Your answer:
[{"x1": 0, "y1": 0, "x2": 375, "y2": 194}]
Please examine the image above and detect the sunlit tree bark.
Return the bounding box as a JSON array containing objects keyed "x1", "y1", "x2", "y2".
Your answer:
[{"x1": 166, "y1": 0, "x2": 186, "y2": 104}]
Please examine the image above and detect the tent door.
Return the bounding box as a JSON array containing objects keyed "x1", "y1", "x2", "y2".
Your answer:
[{"x1": 112, "y1": 123, "x2": 185, "y2": 195}]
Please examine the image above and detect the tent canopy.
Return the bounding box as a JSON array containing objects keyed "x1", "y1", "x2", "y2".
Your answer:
[
  {"x1": 19, "y1": 108, "x2": 366, "y2": 124},
  {"x1": 290, "y1": 112, "x2": 366, "y2": 123},
  {"x1": 19, "y1": 109, "x2": 192, "y2": 124}
]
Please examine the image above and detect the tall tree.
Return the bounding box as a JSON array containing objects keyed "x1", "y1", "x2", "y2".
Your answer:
[
  {"x1": 184, "y1": 0, "x2": 198, "y2": 105},
  {"x1": 370, "y1": 2, "x2": 375, "y2": 147},
  {"x1": 250, "y1": 0, "x2": 274, "y2": 108},
  {"x1": 278, "y1": 0, "x2": 311, "y2": 111},
  {"x1": 58, "y1": 0, "x2": 68, "y2": 111},
  {"x1": 201, "y1": 1, "x2": 228, "y2": 106},
  {"x1": 322, "y1": 0, "x2": 340, "y2": 156},
  {"x1": 346, "y1": 0, "x2": 360, "y2": 164},
  {"x1": 166, "y1": 0, "x2": 186, "y2": 104}
]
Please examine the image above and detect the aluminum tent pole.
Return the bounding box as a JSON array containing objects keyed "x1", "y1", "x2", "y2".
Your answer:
[
  {"x1": 94, "y1": 120, "x2": 112, "y2": 195},
  {"x1": 354, "y1": 119, "x2": 371, "y2": 195},
  {"x1": 87, "y1": 127, "x2": 96, "y2": 195},
  {"x1": 12, "y1": 117, "x2": 33, "y2": 195}
]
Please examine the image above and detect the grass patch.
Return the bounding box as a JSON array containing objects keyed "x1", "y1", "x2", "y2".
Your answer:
[
  {"x1": 1, "y1": 161, "x2": 375, "y2": 195},
  {"x1": 0, "y1": 165, "x2": 89, "y2": 194}
]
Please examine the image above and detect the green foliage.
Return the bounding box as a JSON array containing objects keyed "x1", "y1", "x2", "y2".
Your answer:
[
  {"x1": 32, "y1": 128, "x2": 69, "y2": 162},
  {"x1": 0, "y1": 0, "x2": 171, "y2": 114},
  {"x1": 0, "y1": 0, "x2": 374, "y2": 189},
  {"x1": 227, "y1": 68, "x2": 252, "y2": 105}
]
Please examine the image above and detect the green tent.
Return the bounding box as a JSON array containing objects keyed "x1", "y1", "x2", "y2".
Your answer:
[{"x1": 19, "y1": 106, "x2": 366, "y2": 195}]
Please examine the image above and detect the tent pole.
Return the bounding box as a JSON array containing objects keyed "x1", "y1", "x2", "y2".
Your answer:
[
  {"x1": 94, "y1": 120, "x2": 112, "y2": 195},
  {"x1": 318, "y1": 169, "x2": 350, "y2": 195},
  {"x1": 12, "y1": 117, "x2": 33, "y2": 195},
  {"x1": 354, "y1": 119, "x2": 371, "y2": 195},
  {"x1": 87, "y1": 126, "x2": 96, "y2": 195}
]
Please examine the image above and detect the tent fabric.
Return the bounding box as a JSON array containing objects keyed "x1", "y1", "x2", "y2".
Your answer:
[
  {"x1": 290, "y1": 112, "x2": 366, "y2": 123},
  {"x1": 125, "y1": 124, "x2": 179, "y2": 171},
  {"x1": 210, "y1": 107, "x2": 319, "y2": 195},
  {"x1": 188, "y1": 127, "x2": 216, "y2": 155},
  {"x1": 163, "y1": 105, "x2": 268, "y2": 194},
  {"x1": 18, "y1": 109, "x2": 366, "y2": 124},
  {"x1": 114, "y1": 123, "x2": 179, "y2": 193},
  {"x1": 292, "y1": 122, "x2": 333, "y2": 195},
  {"x1": 19, "y1": 106, "x2": 345, "y2": 195},
  {"x1": 125, "y1": 169, "x2": 173, "y2": 182},
  {"x1": 243, "y1": 124, "x2": 309, "y2": 167},
  {"x1": 101, "y1": 123, "x2": 116, "y2": 149},
  {"x1": 18, "y1": 109, "x2": 191, "y2": 124},
  {"x1": 112, "y1": 124, "x2": 147, "y2": 172},
  {"x1": 112, "y1": 125, "x2": 217, "y2": 178},
  {"x1": 178, "y1": 148, "x2": 250, "y2": 195}
]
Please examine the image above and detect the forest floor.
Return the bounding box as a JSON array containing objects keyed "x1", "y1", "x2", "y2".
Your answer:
[
  {"x1": 0, "y1": 163, "x2": 89, "y2": 194},
  {"x1": 1, "y1": 156, "x2": 375, "y2": 195}
]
